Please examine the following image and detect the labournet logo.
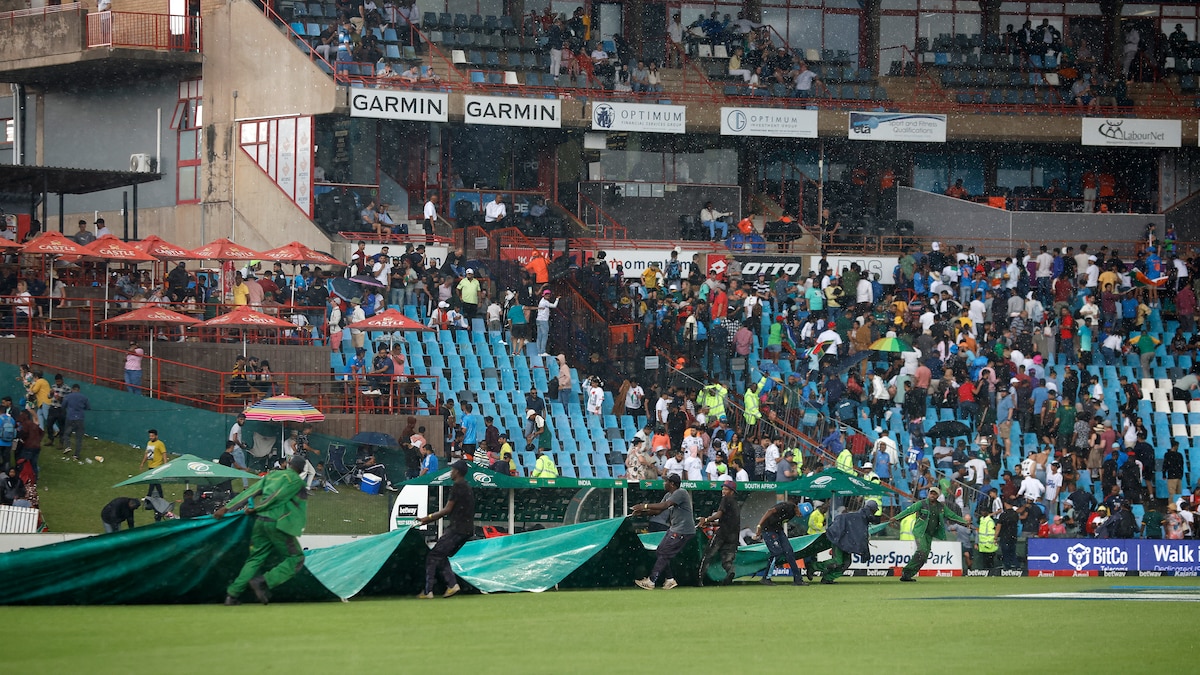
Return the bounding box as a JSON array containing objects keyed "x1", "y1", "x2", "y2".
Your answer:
[{"x1": 1068, "y1": 543, "x2": 1090, "y2": 571}]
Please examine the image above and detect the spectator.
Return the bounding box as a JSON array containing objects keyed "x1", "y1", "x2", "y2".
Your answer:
[{"x1": 101, "y1": 497, "x2": 141, "y2": 533}]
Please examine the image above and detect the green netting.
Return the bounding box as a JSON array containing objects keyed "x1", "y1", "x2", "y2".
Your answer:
[{"x1": 451, "y1": 517, "x2": 653, "y2": 593}]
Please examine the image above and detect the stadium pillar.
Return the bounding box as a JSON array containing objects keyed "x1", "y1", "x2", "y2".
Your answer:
[
  {"x1": 743, "y1": 0, "x2": 761, "y2": 23},
  {"x1": 979, "y1": 0, "x2": 1001, "y2": 35},
  {"x1": 625, "y1": 0, "x2": 645, "y2": 56},
  {"x1": 860, "y1": 0, "x2": 880, "y2": 70},
  {"x1": 1100, "y1": 0, "x2": 1124, "y2": 77}
]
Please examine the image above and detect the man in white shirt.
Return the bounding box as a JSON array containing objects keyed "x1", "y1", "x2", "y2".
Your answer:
[
  {"x1": 856, "y1": 277, "x2": 873, "y2": 305},
  {"x1": 95, "y1": 217, "x2": 113, "y2": 238},
  {"x1": 1035, "y1": 245, "x2": 1054, "y2": 302},
  {"x1": 535, "y1": 289, "x2": 558, "y2": 355},
  {"x1": 483, "y1": 194, "x2": 507, "y2": 226},
  {"x1": 816, "y1": 326, "x2": 842, "y2": 355},
  {"x1": 682, "y1": 452, "x2": 704, "y2": 480},
  {"x1": 655, "y1": 394, "x2": 672, "y2": 425},
  {"x1": 963, "y1": 454, "x2": 988, "y2": 486},
  {"x1": 422, "y1": 194, "x2": 439, "y2": 232},
  {"x1": 700, "y1": 201, "x2": 733, "y2": 241},
  {"x1": 763, "y1": 440, "x2": 781, "y2": 476},
  {"x1": 1085, "y1": 257, "x2": 1100, "y2": 290},
  {"x1": 1018, "y1": 472, "x2": 1046, "y2": 502},
  {"x1": 625, "y1": 380, "x2": 644, "y2": 416},
  {"x1": 664, "y1": 449, "x2": 685, "y2": 478},
  {"x1": 732, "y1": 12, "x2": 758, "y2": 34}
]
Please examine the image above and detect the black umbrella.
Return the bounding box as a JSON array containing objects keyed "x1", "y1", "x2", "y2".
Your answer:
[
  {"x1": 927, "y1": 420, "x2": 972, "y2": 439},
  {"x1": 350, "y1": 274, "x2": 386, "y2": 288},
  {"x1": 350, "y1": 431, "x2": 400, "y2": 449},
  {"x1": 328, "y1": 277, "x2": 360, "y2": 302}
]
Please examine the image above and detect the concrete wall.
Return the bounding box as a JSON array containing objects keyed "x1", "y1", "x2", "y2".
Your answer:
[
  {"x1": 897, "y1": 187, "x2": 1164, "y2": 251},
  {"x1": 0, "y1": 8, "x2": 85, "y2": 66}
]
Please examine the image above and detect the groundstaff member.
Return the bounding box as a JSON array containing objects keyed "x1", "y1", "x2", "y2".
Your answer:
[
  {"x1": 633, "y1": 474, "x2": 694, "y2": 590},
  {"x1": 889, "y1": 487, "x2": 970, "y2": 582},
  {"x1": 697, "y1": 480, "x2": 741, "y2": 586},
  {"x1": 816, "y1": 499, "x2": 880, "y2": 584},
  {"x1": 417, "y1": 460, "x2": 474, "y2": 599},
  {"x1": 217, "y1": 455, "x2": 309, "y2": 605},
  {"x1": 753, "y1": 496, "x2": 809, "y2": 586}
]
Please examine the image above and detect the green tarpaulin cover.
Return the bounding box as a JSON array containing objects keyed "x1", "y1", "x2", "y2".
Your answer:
[{"x1": 452, "y1": 517, "x2": 652, "y2": 593}]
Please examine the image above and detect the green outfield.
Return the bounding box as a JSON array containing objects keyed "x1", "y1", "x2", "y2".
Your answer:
[{"x1": 10, "y1": 577, "x2": 1197, "y2": 673}]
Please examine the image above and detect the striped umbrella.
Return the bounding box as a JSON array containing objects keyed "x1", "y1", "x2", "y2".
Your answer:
[
  {"x1": 243, "y1": 395, "x2": 325, "y2": 423},
  {"x1": 868, "y1": 336, "x2": 914, "y2": 353}
]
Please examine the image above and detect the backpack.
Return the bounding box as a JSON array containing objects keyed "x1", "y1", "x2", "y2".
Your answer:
[{"x1": 0, "y1": 413, "x2": 15, "y2": 444}]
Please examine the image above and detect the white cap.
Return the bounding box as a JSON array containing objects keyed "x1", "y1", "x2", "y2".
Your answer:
[
  {"x1": 466, "y1": 268, "x2": 474, "y2": 275},
  {"x1": 931, "y1": 241, "x2": 940, "y2": 251},
  {"x1": 1088, "y1": 255, "x2": 1097, "y2": 261},
  {"x1": 438, "y1": 301, "x2": 449, "y2": 308}
]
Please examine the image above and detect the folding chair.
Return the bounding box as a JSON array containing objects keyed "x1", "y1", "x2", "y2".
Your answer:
[{"x1": 324, "y1": 443, "x2": 359, "y2": 487}]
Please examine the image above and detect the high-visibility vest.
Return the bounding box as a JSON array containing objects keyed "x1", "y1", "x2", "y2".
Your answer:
[
  {"x1": 707, "y1": 386, "x2": 727, "y2": 421},
  {"x1": 899, "y1": 513, "x2": 916, "y2": 541},
  {"x1": 533, "y1": 454, "x2": 558, "y2": 478},
  {"x1": 977, "y1": 516, "x2": 998, "y2": 553},
  {"x1": 837, "y1": 449, "x2": 854, "y2": 474},
  {"x1": 744, "y1": 389, "x2": 761, "y2": 425}
]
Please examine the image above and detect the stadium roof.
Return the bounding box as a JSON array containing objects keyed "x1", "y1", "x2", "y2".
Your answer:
[{"x1": 0, "y1": 164, "x2": 162, "y2": 196}]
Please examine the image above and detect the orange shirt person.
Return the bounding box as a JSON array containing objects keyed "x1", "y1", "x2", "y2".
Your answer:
[{"x1": 525, "y1": 250, "x2": 549, "y2": 283}]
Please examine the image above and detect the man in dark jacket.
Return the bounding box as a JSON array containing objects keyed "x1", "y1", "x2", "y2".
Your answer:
[
  {"x1": 817, "y1": 499, "x2": 881, "y2": 584},
  {"x1": 101, "y1": 497, "x2": 141, "y2": 533},
  {"x1": 698, "y1": 480, "x2": 741, "y2": 586},
  {"x1": 1163, "y1": 441, "x2": 1185, "y2": 499}
]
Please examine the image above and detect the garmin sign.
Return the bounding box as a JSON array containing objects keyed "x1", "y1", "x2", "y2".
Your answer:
[
  {"x1": 465, "y1": 95, "x2": 562, "y2": 128},
  {"x1": 1082, "y1": 118, "x2": 1181, "y2": 148},
  {"x1": 720, "y1": 107, "x2": 818, "y2": 138},
  {"x1": 349, "y1": 89, "x2": 448, "y2": 122}
]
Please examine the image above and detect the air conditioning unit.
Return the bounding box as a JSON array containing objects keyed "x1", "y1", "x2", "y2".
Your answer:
[{"x1": 130, "y1": 153, "x2": 156, "y2": 173}]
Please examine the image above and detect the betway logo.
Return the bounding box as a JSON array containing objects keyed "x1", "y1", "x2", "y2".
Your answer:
[
  {"x1": 966, "y1": 570, "x2": 992, "y2": 577},
  {"x1": 1153, "y1": 545, "x2": 1196, "y2": 563},
  {"x1": 1000, "y1": 570, "x2": 1023, "y2": 577},
  {"x1": 865, "y1": 569, "x2": 888, "y2": 577}
]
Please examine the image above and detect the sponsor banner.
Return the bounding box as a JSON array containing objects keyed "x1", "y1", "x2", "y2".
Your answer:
[
  {"x1": 1081, "y1": 117, "x2": 1181, "y2": 148},
  {"x1": 465, "y1": 95, "x2": 562, "y2": 128},
  {"x1": 733, "y1": 256, "x2": 805, "y2": 278},
  {"x1": 390, "y1": 485, "x2": 429, "y2": 530},
  {"x1": 808, "y1": 255, "x2": 899, "y2": 285},
  {"x1": 848, "y1": 111, "x2": 947, "y2": 143},
  {"x1": 592, "y1": 101, "x2": 686, "y2": 134},
  {"x1": 720, "y1": 107, "x2": 818, "y2": 138},
  {"x1": 349, "y1": 89, "x2": 449, "y2": 122},
  {"x1": 598, "y1": 248, "x2": 706, "y2": 279},
  {"x1": 1027, "y1": 539, "x2": 1200, "y2": 573},
  {"x1": 846, "y1": 540, "x2": 962, "y2": 572}
]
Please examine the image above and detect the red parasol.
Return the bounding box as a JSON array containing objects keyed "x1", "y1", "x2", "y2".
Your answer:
[
  {"x1": 132, "y1": 235, "x2": 195, "y2": 260},
  {"x1": 100, "y1": 306, "x2": 202, "y2": 327},
  {"x1": 189, "y1": 238, "x2": 262, "y2": 261},
  {"x1": 258, "y1": 241, "x2": 345, "y2": 267},
  {"x1": 20, "y1": 232, "x2": 87, "y2": 256},
  {"x1": 195, "y1": 306, "x2": 298, "y2": 356},
  {"x1": 81, "y1": 235, "x2": 158, "y2": 262},
  {"x1": 346, "y1": 308, "x2": 430, "y2": 332}
]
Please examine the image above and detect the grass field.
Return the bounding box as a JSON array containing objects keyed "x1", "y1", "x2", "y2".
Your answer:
[
  {"x1": 9, "y1": 577, "x2": 1198, "y2": 673},
  {"x1": 36, "y1": 437, "x2": 389, "y2": 534}
]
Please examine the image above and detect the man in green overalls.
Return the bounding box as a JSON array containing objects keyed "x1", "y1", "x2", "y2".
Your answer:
[
  {"x1": 889, "y1": 487, "x2": 970, "y2": 582},
  {"x1": 216, "y1": 455, "x2": 309, "y2": 605}
]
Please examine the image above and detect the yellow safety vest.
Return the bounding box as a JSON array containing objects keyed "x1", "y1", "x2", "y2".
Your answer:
[
  {"x1": 533, "y1": 454, "x2": 558, "y2": 478},
  {"x1": 743, "y1": 389, "x2": 760, "y2": 425},
  {"x1": 707, "y1": 386, "x2": 727, "y2": 421},
  {"x1": 977, "y1": 516, "x2": 998, "y2": 553},
  {"x1": 899, "y1": 513, "x2": 916, "y2": 541},
  {"x1": 837, "y1": 449, "x2": 854, "y2": 474},
  {"x1": 808, "y1": 508, "x2": 826, "y2": 534}
]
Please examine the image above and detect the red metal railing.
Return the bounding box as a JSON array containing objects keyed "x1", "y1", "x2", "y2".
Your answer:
[
  {"x1": 577, "y1": 194, "x2": 627, "y2": 239},
  {"x1": 258, "y1": 2, "x2": 333, "y2": 72},
  {"x1": 86, "y1": 11, "x2": 201, "y2": 52},
  {"x1": 0, "y1": 1, "x2": 81, "y2": 21},
  {"x1": 28, "y1": 330, "x2": 440, "y2": 420}
]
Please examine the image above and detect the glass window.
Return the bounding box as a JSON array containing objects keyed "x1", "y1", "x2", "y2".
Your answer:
[
  {"x1": 882, "y1": 0, "x2": 918, "y2": 8},
  {"x1": 2, "y1": 119, "x2": 12, "y2": 144},
  {"x1": 178, "y1": 166, "x2": 198, "y2": 202},
  {"x1": 996, "y1": 155, "x2": 1031, "y2": 190},
  {"x1": 1065, "y1": 3, "x2": 1100, "y2": 15},
  {"x1": 880, "y1": 14, "x2": 916, "y2": 67},
  {"x1": 913, "y1": 152, "x2": 949, "y2": 193},
  {"x1": 921, "y1": 0, "x2": 954, "y2": 10},
  {"x1": 790, "y1": 9, "x2": 822, "y2": 48},
  {"x1": 824, "y1": 13, "x2": 859, "y2": 56}
]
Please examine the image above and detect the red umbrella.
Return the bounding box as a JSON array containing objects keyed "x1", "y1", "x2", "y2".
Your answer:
[
  {"x1": 101, "y1": 306, "x2": 201, "y2": 398},
  {"x1": 20, "y1": 231, "x2": 87, "y2": 256},
  {"x1": 189, "y1": 238, "x2": 262, "y2": 261},
  {"x1": 194, "y1": 306, "x2": 298, "y2": 356},
  {"x1": 346, "y1": 308, "x2": 430, "y2": 332},
  {"x1": 82, "y1": 236, "x2": 158, "y2": 263},
  {"x1": 132, "y1": 235, "x2": 195, "y2": 260},
  {"x1": 80, "y1": 236, "x2": 158, "y2": 320},
  {"x1": 0, "y1": 238, "x2": 22, "y2": 250},
  {"x1": 21, "y1": 232, "x2": 88, "y2": 322},
  {"x1": 101, "y1": 306, "x2": 201, "y2": 327},
  {"x1": 258, "y1": 241, "x2": 344, "y2": 267}
]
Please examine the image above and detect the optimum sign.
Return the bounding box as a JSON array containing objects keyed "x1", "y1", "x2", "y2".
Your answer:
[
  {"x1": 350, "y1": 89, "x2": 448, "y2": 122},
  {"x1": 592, "y1": 102, "x2": 686, "y2": 134}
]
